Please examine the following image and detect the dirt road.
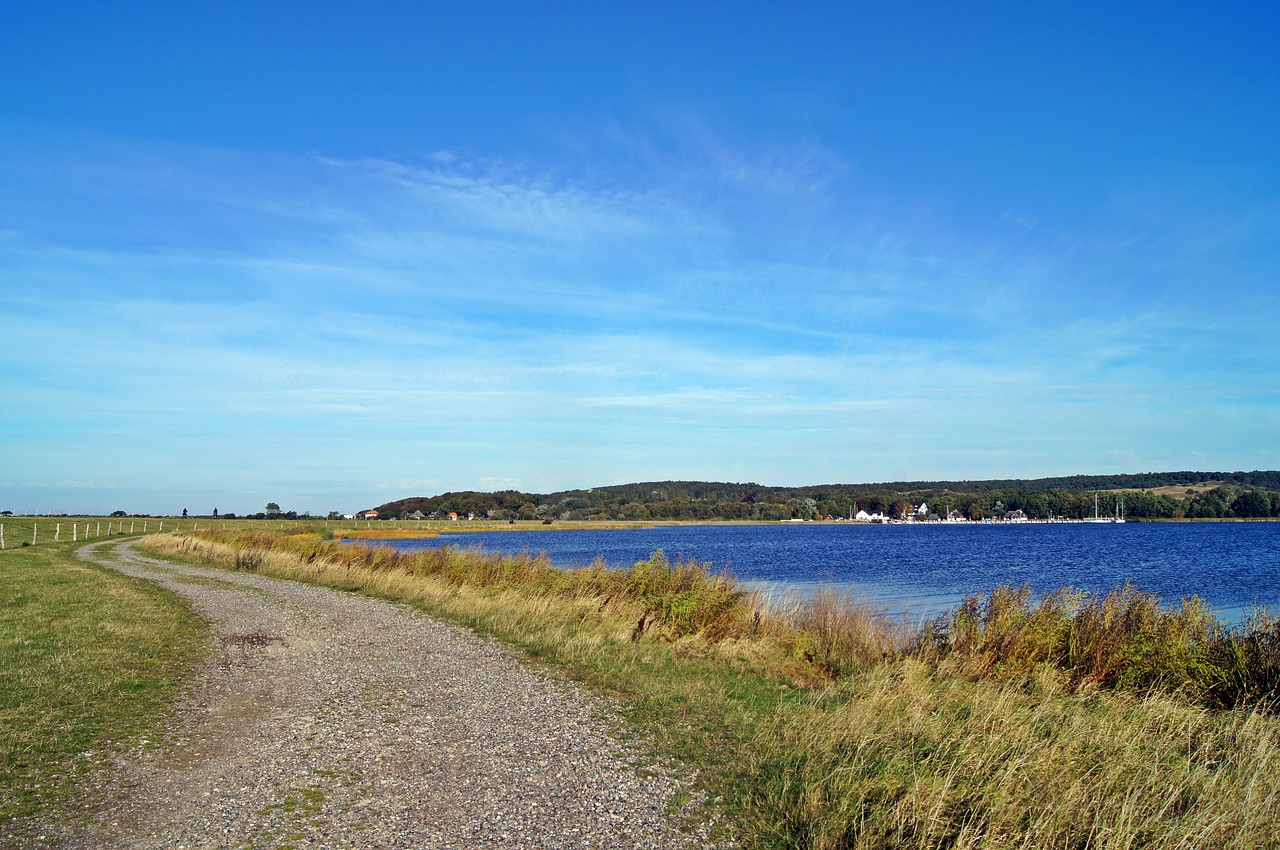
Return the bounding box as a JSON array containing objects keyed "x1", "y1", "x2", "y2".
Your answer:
[{"x1": 54, "y1": 539, "x2": 709, "y2": 849}]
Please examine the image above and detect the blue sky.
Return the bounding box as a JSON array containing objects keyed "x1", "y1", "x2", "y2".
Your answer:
[{"x1": 2, "y1": 1, "x2": 1278, "y2": 516}]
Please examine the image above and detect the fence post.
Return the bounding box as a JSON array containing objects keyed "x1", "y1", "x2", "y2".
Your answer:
[
  {"x1": 1, "y1": 524, "x2": 4, "y2": 549},
  {"x1": 32, "y1": 523, "x2": 38, "y2": 546},
  {"x1": 96, "y1": 521, "x2": 101, "y2": 537},
  {"x1": 159, "y1": 521, "x2": 164, "y2": 532},
  {"x1": 56, "y1": 523, "x2": 61, "y2": 542},
  {"x1": 73, "y1": 523, "x2": 77, "y2": 542}
]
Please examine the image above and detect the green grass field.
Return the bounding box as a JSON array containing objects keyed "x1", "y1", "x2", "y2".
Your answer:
[{"x1": 0, "y1": 537, "x2": 207, "y2": 842}]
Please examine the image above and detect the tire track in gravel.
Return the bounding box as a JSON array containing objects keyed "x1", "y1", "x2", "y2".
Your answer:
[{"x1": 54, "y1": 539, "x2": 715, "y2": 849}]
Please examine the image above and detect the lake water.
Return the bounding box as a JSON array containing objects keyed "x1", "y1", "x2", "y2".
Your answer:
[{"x1": 367, "y1": 522, "x2": 1280, "y2": 623}]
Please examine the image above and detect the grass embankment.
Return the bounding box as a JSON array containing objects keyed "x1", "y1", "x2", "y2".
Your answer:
[
  {"x1": 0, "y1": 538, "x2": 207, "y2": 842},
  {"x1": 144, "y1": 530, "x2": 1280, "y2": 849}
]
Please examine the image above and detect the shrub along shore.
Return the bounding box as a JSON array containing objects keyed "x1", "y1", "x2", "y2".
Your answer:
[{"x1": 144, "y1": 528, "x2": 1279, "y2": 849}]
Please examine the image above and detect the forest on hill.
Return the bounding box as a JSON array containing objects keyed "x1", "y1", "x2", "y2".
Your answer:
[{"x1": 373, "y1": 471, "x2": 1280, "y2": 523}]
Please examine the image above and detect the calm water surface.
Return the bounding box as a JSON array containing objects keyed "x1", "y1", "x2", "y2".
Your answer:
[{"x1": 372, "y1": 523, "x2": 1280, "y2": 622}]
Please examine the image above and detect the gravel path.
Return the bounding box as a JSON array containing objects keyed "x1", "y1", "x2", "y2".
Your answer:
[{"x1": 55, "y1": 539, "x2": 715, "y2": 849}]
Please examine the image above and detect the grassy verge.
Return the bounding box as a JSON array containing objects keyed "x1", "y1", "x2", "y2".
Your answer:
[
  {"x1": 142, "y1": 530, "x2": 1280, "y2": 848},
  {"x1": 0, "y1": 540, "x2": 207, "y2": 841}
]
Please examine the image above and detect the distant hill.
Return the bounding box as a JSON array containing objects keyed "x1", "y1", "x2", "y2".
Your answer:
[{"x1": 373, "y1": 471, "x2": 1280, "y2": 522}]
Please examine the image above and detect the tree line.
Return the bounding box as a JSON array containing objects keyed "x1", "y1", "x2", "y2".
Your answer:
[{"x1": 373, "y1": 472, "x2": 1280, "y2": 522}]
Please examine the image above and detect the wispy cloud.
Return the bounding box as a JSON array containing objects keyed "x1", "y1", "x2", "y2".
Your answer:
[{"x1": 2, "y1": 122, "x2": 1277, "y2": 512}]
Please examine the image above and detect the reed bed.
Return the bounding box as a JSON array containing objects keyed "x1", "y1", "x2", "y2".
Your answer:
[
  {"x1": 331, "y1": 528, "x2": 442, "y2": 540},
  {"x1": 746, "y1": 665, "x2": 1280, "y2": 848},
  {"x1": 141, "y1": 530, "x2": 1280, "y2": 849}
]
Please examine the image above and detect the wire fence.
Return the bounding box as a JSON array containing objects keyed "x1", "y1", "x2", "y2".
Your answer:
[{"x1": 0, "y1": 517, "x2": 420, "y2": 550}]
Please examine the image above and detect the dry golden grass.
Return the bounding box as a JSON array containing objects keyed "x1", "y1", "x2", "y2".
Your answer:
[
  {"x1": 750, "y1": 663, "x2": 1279, "y2": 848},
  {"x1": 1138, "y1": 482, "x2": 1225, "y2": 500}
]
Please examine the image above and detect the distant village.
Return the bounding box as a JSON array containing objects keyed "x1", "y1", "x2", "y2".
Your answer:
[
  {"x1": 794, "y1": 502, "x2": 1037, "y2": 523},
  {"x1": 350, "y1": 509, "x2": 473, "y2": 521}
]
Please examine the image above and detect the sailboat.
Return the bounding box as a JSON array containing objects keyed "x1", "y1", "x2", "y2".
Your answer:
[{"x1": 1085, "y1": 493, "x2": 1126, "y2": 523}]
